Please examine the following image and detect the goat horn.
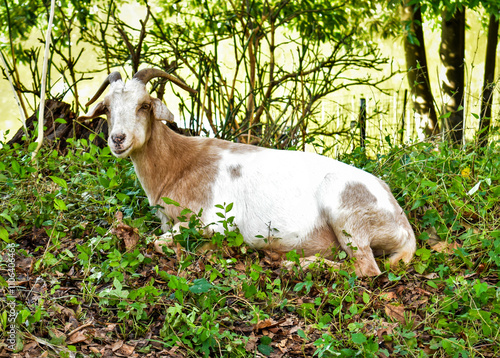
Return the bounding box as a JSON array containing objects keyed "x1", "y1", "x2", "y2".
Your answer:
[
  {"x1": 85, "y1": 71, "x2": 123, "y2": 107},
  {"x1": 133, "y1": 68, "x2": 197, "y2": 95}
]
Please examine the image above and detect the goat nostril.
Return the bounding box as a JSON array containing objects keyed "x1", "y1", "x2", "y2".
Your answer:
[{"x1": 111, "y1": 133, "x2": 126, "y2": 144}]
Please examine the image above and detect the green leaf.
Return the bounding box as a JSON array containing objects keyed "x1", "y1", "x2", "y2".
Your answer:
[
  {"x1": 410, "y1": 198, "x2": 427, "y2": 211},
  {"x1": 0, "y1": 227, "x2": 10, "y2": 242},
  {"x1": 388, "y1": 273, "x2": 401, "y2": 281},
  {"x1": 189, "y1": 278, "x2": 213, "y2": 294},
  {"x1": 297, "y1": 329, "x2": 307, "y2": 339},
  {"x1": 351, "y1": 332, "x2": 367, "y2": 344},
  {"x1": 49, "y1": 176, "x2": 68, "y2": 189},
  {"x1": 162, "y1": 197, "x2": 180, "y2": 206},
  {"x1": 113, "y1": 277, "x2": 123, "y2": 291},
  {"x1": 257, "y1": 343, "x2": 273, "y2": 356},
  {"x1": 362, "y1": 291, "x2": 370, "y2": 304},
  {"x1": 243, "y1": 282, "x2": 257, "y2": 298},
  {"x1": 54, "y1": 198, "x2": 68, "y2": 211},
  {"x1": 415, "y1": 247, "x2": 431, "y2": 260},
  {"x1": 439, "y1": 111, "x2": 452, "y2": 119},
  {"x1": 426, "y1": 280, "x2": 438, "y2": 289},
  {"x1": 260, "y1": 336, "x2": 272, "y2": 345}
]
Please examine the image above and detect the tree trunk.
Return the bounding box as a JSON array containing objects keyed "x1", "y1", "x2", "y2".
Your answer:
[
  {"x1": 7, "y1": 100, "x2": 108, "y2": 153},
  {"x1": 440, "y1": 8, "x2": 465, "y2": 145},
  {"x1": 478, "y1": 14, "x2": 499, "y2": 147},
  {"x1": 400, "y1": 0, "x2": 439, "y2": 138}
]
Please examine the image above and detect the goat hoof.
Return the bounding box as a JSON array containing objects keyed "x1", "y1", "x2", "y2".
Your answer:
[{"x1": 154, "y1": 237, "x2": 174, "y2": 254}]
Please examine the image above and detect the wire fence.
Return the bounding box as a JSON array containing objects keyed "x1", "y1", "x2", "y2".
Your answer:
[{"x1": 312, "y1": 89, "x2": 500, "y2": 157}]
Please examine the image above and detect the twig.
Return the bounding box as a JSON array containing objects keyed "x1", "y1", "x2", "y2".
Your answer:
[
  {"x1": 67, "y1": 318, "x2": 95, "y2": 337},
  {"x1": 32, "y1": 0, "x2": 56, "y2": 159}
]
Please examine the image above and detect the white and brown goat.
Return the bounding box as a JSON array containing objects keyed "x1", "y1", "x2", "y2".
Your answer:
[{"x1": 80, "y1": 68, "x2": 416, "y2": 277}]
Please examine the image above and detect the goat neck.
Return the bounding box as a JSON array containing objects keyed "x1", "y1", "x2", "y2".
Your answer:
[{"x1": 129, "y1": 120, "x2": 216, "y2": 212}]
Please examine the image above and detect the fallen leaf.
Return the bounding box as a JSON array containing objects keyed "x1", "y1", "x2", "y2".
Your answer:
[
  {"x1": 118, "y1": 343, "x2": 136, "y2": 355},
  {"x1": 111, "y1": 340, "x2": 124, "y2": 352},
  {"x1": 89, "y1": 346, "x2": 101, "y2": 354},
  {"x1": 245, "y1": 333, "x2": 258, "y2": 352},
  {"x1": 112, "y1": 223, "x2": 140, "y2": 251},
  {"x1": 105, "y1": 323, "x2": 117, "y2": 332},
  {"x1": 385, "y1": 304, "x2": 406, "y2": 325},
  {"x1": 376, "y1": 321, "x2": 398, "y2": 340},
  {"x1": 423, "y1": 272, "x2": 439, "y2": 279},
  {"x1": 255, "y1": 318, "x2": 280, "y2": 331},
  {"x1": 425, "y1": 226, "x2": 440, "y2": 245},
  {"x1": 431, "y1": 241, "x2": 461, "y2": 254},
  {"x1": 380, "y1": 291, "x2": 397, "y2": 301},
  {"x1": 234, "y1": 262, "x2": 246, "y2": 272},
  {"x1": 67, "y1": 330, "x2": 87, "y2": 345}
]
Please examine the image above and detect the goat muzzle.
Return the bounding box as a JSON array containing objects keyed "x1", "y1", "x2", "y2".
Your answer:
[{"x1": 111, "y1": 133, "x2": 126, "y2": 146}]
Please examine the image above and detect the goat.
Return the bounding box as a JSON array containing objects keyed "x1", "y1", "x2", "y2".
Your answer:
[{"x1": 80, "y1": 68, "x2": 416, "y2": 277}]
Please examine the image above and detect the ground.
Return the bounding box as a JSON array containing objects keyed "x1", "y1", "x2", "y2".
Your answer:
[{"x1": 0, "y1": 137, "x2": 499, "y2": 357}]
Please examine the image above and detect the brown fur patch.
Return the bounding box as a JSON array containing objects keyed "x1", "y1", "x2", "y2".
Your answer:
[
  {"x1": 299, "y1": 225, "x2": 339, "y2": 258},
  {"x1": 213, "y1": 139, "x2": 263, "y2": 153},
  {"x1": 262, "y1": 224, "x2": 339, "y2": 260},
  {"x1": 130, "y1": 121, "x2": 264, "y2": 227},
  {"x1": 229, "y1": 164, "x2": 243, "y2": 179},
  {"x1": 340, "y1": 182, "x2": 377, "y2": 209},
  {"x1": 130, "y1": 121, "x2": 219, "y2": 224},
  {"x1": 377, "y1": 179, "x2": 414, "y2": 238}
]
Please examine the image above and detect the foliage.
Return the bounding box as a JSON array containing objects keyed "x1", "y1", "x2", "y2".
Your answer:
[
  {"x1": 0, "y1": 130, "x2": 498, "y2": 357},
  {"x1": 1, "y1": 0, "x2": 399, "y2": 149}
]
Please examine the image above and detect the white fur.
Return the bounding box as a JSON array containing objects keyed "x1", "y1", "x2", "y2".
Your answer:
[{"x1": 204, "y1": 149, "x2": 396, "y2": 250}]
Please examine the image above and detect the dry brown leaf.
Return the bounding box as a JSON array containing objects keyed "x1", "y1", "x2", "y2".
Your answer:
[
  {"x1": 380, "y1": 291, "x2": 397, "y2": 301},
  {"x1": 89, "y1": 346, "x2": 101, "y2": 355},
  {"x1": 234, "y1": 262, "x2": 246, "y2": 272},
  {"x1": 67, "y1": 330, "x2": 88, "y2": 345},
  {"x1": 112, "y1": 223, "x2": 140, "y2": 251},
  {"x1": 105, "y1": 323, "x2": 117, "y2": 332},
  {"x1": 431, "y1": 241, "x2": 461, "y2": 254},
  {"x1": 111, "y1": 340, "x2": 124, "y2": 352},
  {"x1": 385, "y1": 304, "x2": 406, "y2": 325},
  {"x1": 375, "y1": 321, "x2": 398, "y2": 340},
  {"x1": 425, "y1": 226, "x2": 440, "y2": 245},
  {"x1": 415, "y1": 287, "x2": 432, "y2": 296},
  {"x1": 255, "y1": 318, "x2": 279, "y2": 331},
  {"x1": 118, "y1": 343, "x2": 136, "y2": 355},
  {"x1": 423, "y1": 272, "x2": 439, "y2": 279},
  {"x1": 245, "y1": 332, "x2": 258, "y2": 352},
  {"x1": 115, "y1": 211, "x2": 124, "y2": 222}
]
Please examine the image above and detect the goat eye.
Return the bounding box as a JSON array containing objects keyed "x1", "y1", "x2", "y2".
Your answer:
[{"x1": 140, "y1": 103, "x2": 151, "y2": 110}]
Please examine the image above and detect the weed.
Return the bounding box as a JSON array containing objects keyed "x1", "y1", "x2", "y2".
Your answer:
[{"x1": 0, "y1": 135, "x2": 499, "y2": 356}]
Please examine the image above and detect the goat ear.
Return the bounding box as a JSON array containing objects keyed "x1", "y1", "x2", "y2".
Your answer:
[
  {"x1": 77, "y1": 102, "x2": 106, "y2": 121},
  {"x1": 152, "y1": 98, "x2": 174, "y2": 122}
]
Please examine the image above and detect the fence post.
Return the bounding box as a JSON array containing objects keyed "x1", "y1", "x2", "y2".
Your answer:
[
  {"x1": 400, "y1": 89, "x2": 408, "y2": 145},
  {"x1": 359, "y1": 98, "x2": 366, "y2": 148}
]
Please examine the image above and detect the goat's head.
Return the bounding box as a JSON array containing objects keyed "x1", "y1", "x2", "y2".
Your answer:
[{"x1": 80, "y1": 68, "x2": 196, "y2": 158}]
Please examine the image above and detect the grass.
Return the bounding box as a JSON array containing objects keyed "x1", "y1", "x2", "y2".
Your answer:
[{"x1": 0, "y1": 132, "x2": 499, "y2": 357}]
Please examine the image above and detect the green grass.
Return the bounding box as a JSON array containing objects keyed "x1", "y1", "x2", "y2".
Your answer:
[{"x1": 0, "y1": 133, "x2": 499, "y2": 357}]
